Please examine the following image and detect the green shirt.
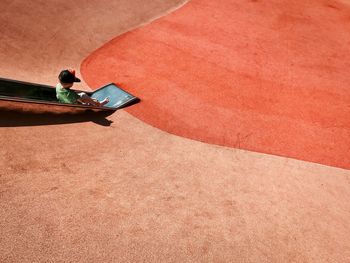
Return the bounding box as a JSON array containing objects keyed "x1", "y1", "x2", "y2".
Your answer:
[{"x1": 56, "y1": 84, "x2": 80, "y2": 104}]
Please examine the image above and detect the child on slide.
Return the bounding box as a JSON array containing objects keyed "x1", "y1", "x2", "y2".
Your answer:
[{"x1": 56, "y1": 69, "x2": 109, "y2": 107}]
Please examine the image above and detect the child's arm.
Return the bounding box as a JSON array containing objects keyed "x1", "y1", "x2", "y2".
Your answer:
[{"x1": 77, "y1": 93, "x2": 109, "y2": 107}]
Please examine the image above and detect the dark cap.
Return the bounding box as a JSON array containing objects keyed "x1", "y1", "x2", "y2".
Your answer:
[{"x1": 58, "y1": 69, "x2": 81, "y2": 83}]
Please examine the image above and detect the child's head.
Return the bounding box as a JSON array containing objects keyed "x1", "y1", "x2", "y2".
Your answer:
[{"x1": 58, "y1": 69, "x2": 81, "y2": 88}]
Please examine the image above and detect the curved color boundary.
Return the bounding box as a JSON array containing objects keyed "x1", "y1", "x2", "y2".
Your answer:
[
  {"x1": 2, "y1": 0, "x2": 350, "y2": 262},
  {"x1": 81, "y1": 0, "x2": 350, "y2": 169}
]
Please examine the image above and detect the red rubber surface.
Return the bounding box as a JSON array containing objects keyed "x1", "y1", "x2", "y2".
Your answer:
[
  {"x1": 82, "y1": 0, "x2": 350, "y2": 169},
  {"x1": 2, "y1": 1, "x2": 350, "y2": 262}
]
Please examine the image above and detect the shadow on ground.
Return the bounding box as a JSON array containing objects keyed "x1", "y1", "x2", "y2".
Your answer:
[{"x1": 0, "y1": 109, "x2": 114, "y2": 127}]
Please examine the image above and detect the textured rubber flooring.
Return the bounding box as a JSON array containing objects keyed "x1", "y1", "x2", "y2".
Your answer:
[
  {"x1": 82, "y1": 0, "x2": 350, "y2": 169},
  {"x1": 1, "y1": 0, "x2": 350, "y2": 262}
]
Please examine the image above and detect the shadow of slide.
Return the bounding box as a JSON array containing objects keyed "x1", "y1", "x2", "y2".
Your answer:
[{"x1": 0, "y1": 109, "x2": 114, "y2": 127}]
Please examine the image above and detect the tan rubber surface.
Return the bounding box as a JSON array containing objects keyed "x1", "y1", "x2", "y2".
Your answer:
[{"x1": 1, "y1": 0, "x2": 350, "y2": 262}]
